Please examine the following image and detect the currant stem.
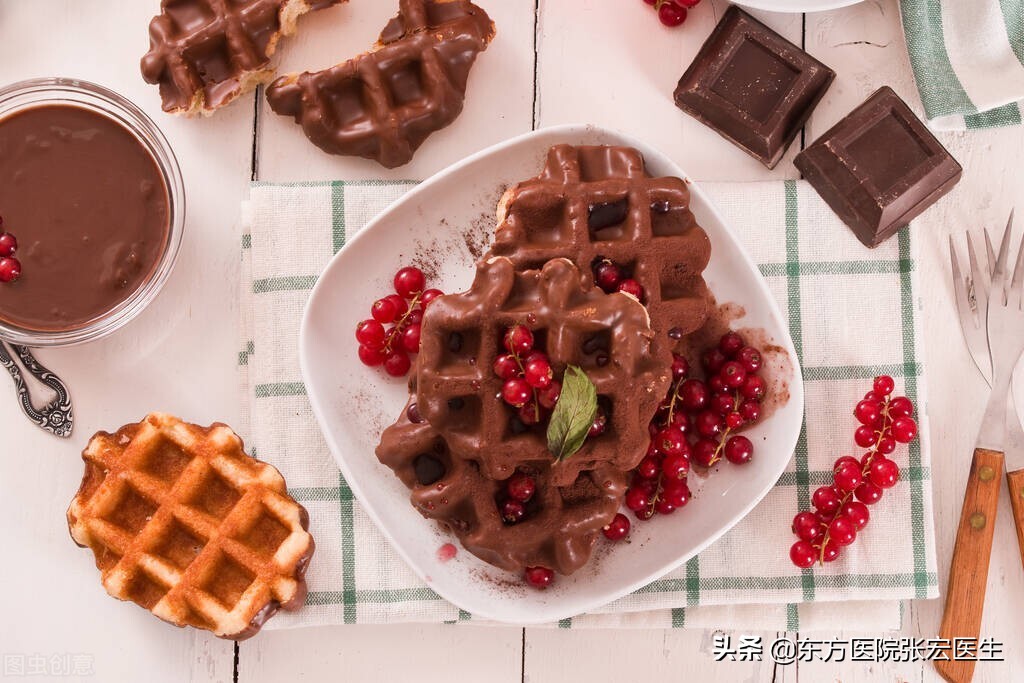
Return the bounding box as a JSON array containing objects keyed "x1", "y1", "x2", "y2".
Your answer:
[{"x1": 382, "y1": 291, "x2": 422, "y2": 353}]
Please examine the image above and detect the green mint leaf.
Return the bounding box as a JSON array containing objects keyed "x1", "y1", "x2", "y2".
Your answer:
[{"x1": 546, "y1": 365, "x2": 598, "y2": 462}]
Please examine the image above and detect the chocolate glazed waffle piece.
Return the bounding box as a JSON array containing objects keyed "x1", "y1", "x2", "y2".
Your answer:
[
  {"x1": 67, "y1": 413, "x2": 315, "y2": 640},
  {"x1": 416, "y1": 257, "x2": 671, "y2": 487},
  {"x1": 377, "y1": 398, "x2": 627, "y2": 575},
  {"x1": 141, "y1": 0, "x2": 344, "y2": 115},
  {"x1": 487, "y1": 144, "x2": 713, "y2": 357},
  {"x1": 266, "y1": 0, "x2": 495, "y2": 168}
]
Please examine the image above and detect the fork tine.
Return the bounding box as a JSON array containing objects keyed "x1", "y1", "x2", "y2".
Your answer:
[
  {"x1": 1011, "y1": 216, "x2": 1024, "y2": 309},
  {"x1": 993, "y1": 215, "x2": 1014, "y2": 306},
  {"x1": 985, "y1": 228, "x2": 997, "y2": 278},
  {"x1": 969, "y1": 231, "x2": 991, "y2": 302},
  {"x1": 951, "y1": 235, "x2": 981, "y2": 328}
]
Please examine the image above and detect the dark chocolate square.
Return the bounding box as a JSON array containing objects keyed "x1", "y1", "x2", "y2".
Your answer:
[
  {"x1": 673, "y1": 6, "x2": 834, "y2": 169},
  {"x1": 794, "y1": 86, "x2": 963, "y2": 247}
]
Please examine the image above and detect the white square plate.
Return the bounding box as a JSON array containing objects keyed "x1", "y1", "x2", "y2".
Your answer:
[{"x1": 299, "y1": 124, "x2": 804, "y2": 624}]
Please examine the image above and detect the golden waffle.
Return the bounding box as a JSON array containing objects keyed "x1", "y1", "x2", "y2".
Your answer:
[
  {"x1": 377, "y1": 398, "x2": 627, "y2": 575},
  {"x1": 265, "y1": 0, "x2": 495, "y2": 168},
  {"x1": 487, "y1": 144, "x2": 713, "y2": 357},
  {"x1": 67, "y1": 413, "x2": 315, "y2": 640},
  {"x1": 141, "y1": 0, "x2": 344, "y2": 115},
  {"x1": 415, "y1": 257, "x2": 671, "y2": 487}
]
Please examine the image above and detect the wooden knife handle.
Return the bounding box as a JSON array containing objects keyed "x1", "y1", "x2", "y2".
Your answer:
[
  {"x1": 936, "y1": 448, "x2": 1004, "y2": 683},
  {"x1": 1006, "y1": 468, "x2": 1024, "y2": 571}
]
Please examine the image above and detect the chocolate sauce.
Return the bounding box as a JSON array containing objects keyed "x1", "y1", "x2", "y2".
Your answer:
[{"x1": 0, "y1": 104, "x2": 169, "y2": 331}]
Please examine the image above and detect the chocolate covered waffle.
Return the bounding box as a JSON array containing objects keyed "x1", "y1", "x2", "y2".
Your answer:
[
  {"x1": 141, "y1": 0, "x2": 344, "y2": 115},
  {"x1": 266, "y1": 0, "x2": 495, "y2": 168},
  {"x1": 67, "y1": 413, "x2": 315, "y2": 640},
  {"x1": 377, "y1": 398, "x2": 627, "y2": 575},
  {"x1": 415, "y1": 257, "x2": 672, "y2": 487},
  {"x1": 486, "y1": 144, "x2": 713, "y2": 356}
]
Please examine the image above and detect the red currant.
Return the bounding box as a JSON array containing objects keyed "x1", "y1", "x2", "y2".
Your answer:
[
  {"x1": 739, "y1": 400, "x2": 761, "y2": 423},
  {"x1": 892, "y1": 417, "x2": 917, "y2": 443},
  {"x1": 741, "y1": 375, "x2": 766, "y2": 401},
  {"x1": 656, "y1": 426, "x2": 688, "y2": 457},
  {"x1": 0, "y1": 232, "x2": 16, "y2": 258},
  {"x1": 493, "y1": 354, "x2": 519, "y2": 380},
  {"x1": 617, "y1": 278, "x2": 644, "y2": 301},
  {"x1": 792, "y1": 511, "x2": 822, "y2": 542},
  {"x1": 371, "y1": 297, "x2": 399, "y2": 323},
  {"x1": 703, "y1": 349, "x2": 726, "y2": 374},
  {"x1": 406, "y1": 309, "x2": 423, "y2": 325},
  {"x1": 636, "y1": 455, "x2": 661, "y2": 479},
  {"x1": 602, "y1": 513, "x2": 630, "y2": 541},
  {"x1": 711, "y1": 392, "x2": 736, "y2": 416},
  {"x1": 400, "y1": 323, "x2": 421, "y2": 354},
  {"x1": 812, "y1": 486, "x2": 842, "y2": 515},
  {"x1": 671, "y1": 354, "x2": 689, "y2": 380},
  {"x1": 833, "y1": 462, "x2": 863, "y2": 493},
  {"x1": 889, "y1": 396, "x2": 914, "y2": 418},
  {"x1": 719, "y1": 331, "x2": 745, "y2": 358},
  {"x1": 695, "y1": 410, "x2": 723, "y2": 438},
  {"x1": 420, "y1": 288, "x2": 443, "y2": 309},
  {"x1": 502, "y1": 378, "x2": 533, "y2": 408},
  {"x1": 737, "y1": 346, "x2": 762, "y2": 373},
  {"x1": 589, "y1": 407, "x2": 608, "y2": 437},
  {"x1": 358, "y1": 344, "x2": 385, "y2": 367},
  {"x1": 829, "y1": 516, "x2": 857, "y2": 546},
  {"x1": 383, "y1": 350, "x2": 411, "y2": 377},
  {"x1": 877, "y1": 437, "x2": 897, "y2": 455},
  {"x1": 355, "y1": 319, "x2": 386, "y2": 348},
  {"x1": 841, "y1": 501, "x2": 870, "y2": 530},
  {"x1": 662, "y1": 480, "x2": 690, "y2": 508},
  {"x1": 504, "y1": 325, "x2": 534, "y2": 355},
  {"x1": 518, "y1": 401, "x2": 542, "y2": 426},
  {"x1": 873, "y1": 375, "x2": 895, "y2": 396},
  {"x1": 675, "y1": 0, "x2": 701, "y2": 7},
  {"x1": 525, "y1": 566, "x2": 554, "y2": 589},
  {"x1": 869, "y1": 457, "x2": 899, "y2": 488},
  {"x1": 679, "y1": 379, "x2": 709, "y2": 411},
  {"x1": 854, "y1": 425, "x2": 877, "y2": 448},
  {"x1": 821, "y1": 539, "x2": 841, "y2": 562},
  {"x1": 725, "y1": 412, "x2": 744, "y2": 430},
  {"x1": 523, "y1": 357, "x2": 553, "y2": 389},
  {"x1": 507, "y1": 472, "x2": 536, "y2": 503},
  {"x1": 723, "y1": 435, "x2": 753, "y2": 464},
  {"x1": 383, "y1": 293, "x2": 408, "y2": 319},
  {"x1": 625, "y1": 487, "x2": 650, "y2": 512},
  {"x1": 719, "y1": 361, "x2": 747, "y2": 388},
  {"x1": 594, "y1": 260, "x2": 622, "y2": 292},
  {"x1": 0, "y1": 255, "x2": 20, "y2": 281},
  {"x1": 692, "y1": 438, "x2": 718, "y2": 467},
  {"x1": 394, "y1": 266, "x2": 425, "y2": 299},
  {"x1": 500, "y1": 499, "x2": 526, "y2": 524},
  {"x1": 854, "y1": 399, "x2": 882, "y2": 426},
  {"x1": 662, "y1": 453, "x2": 690, "y2": 480},
  {"x1": 834, "y1": 455, "x2": 859, "y2": 470},
  {"x1": 790, "y1": 541, "x2": 817, "y2": 569},
  {"x1": 855, "y1": 481, "x2": 883, "y2": 505},
  {"x1": 537, "y1": 381, "x2": 561, "y2": 410}
]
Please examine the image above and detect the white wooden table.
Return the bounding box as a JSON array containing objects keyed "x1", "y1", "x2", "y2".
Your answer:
[{"x1": 1, "y1": 1, "x2": 1022, "y2": 680}]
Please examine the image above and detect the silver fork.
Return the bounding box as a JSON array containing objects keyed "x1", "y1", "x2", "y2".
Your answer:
[{"x1": 939, "y1": 213, "x2": 1024, "y2": 683}]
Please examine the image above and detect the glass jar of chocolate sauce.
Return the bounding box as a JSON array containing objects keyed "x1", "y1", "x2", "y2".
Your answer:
[{"x1": 0, "y1": 78, "x2": 184, "y2": 345}]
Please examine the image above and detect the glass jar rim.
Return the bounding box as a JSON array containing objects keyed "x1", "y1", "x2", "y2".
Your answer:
[{"x1": 0, "y1": 77, "x2": 186, "y2": 347}]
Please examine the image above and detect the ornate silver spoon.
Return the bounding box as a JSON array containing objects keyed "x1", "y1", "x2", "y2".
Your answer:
[{"x1": 0, "y1": 341, "x2": 72, "y2": 437}]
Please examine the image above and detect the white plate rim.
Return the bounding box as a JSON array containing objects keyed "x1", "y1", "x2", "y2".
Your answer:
[
  {"x1": 732, "y1": 0, "x2": 862, "y2": 12},
  {"x1": 298, "y1": 122, "x2": 805, "y2": 624}
]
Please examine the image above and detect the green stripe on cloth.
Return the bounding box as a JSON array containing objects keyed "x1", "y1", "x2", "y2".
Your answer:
[
  {"x1": 786, "y1": 603, "x2": 799, "y2": 631},
  {"x1": 671, "y1": 607, "x2": 686, "y2": 627},
  {"x1": 639, "y1": 572, "x2": 938, "y2": 593},
  {"x1": 340, "y1": 471, "x2": 357, "y2": 623},
  {"x1": 241, "y1": 233, "x2": 251, "y2": 250},
  {"x1": 558, "y1": 618, "x2": 572, "y2": 628},
  {"x1": 253, "y1": 275, "x2": 318, "y2": 293},
  {"x1": 758, "y1": 259, "x2": 911, "y2": 278},
  {"x1": 332, "y1": 181, "x2": 346, "y2": 254},
  {"x1": 900, "y1": 0, "x2": 978, "y2": 118},
  {"x1": 238, "y1": 340, "x2": 254, "y2": 366},
  {"x1": 898, "y1": 230, "x2": 930, "y2": 599},
  {"x1": 801, "y1": 363, "x2": 922, "y2": 382},
  {"x1": 784, "y1": 180, "x2": 816, "y2": 602},
  {"x1": 1000, "y1": 0, "x2": 1024, "y2": 67},
  {"x1": 965, "y1": 101, "x2": 1022, "y2": 129},
  {"x1": 254, "y1": 382, "x2": 306, "y2": 398},
  {"x1": 686, "y1": 556, "x2": 700, "y2": 606}
]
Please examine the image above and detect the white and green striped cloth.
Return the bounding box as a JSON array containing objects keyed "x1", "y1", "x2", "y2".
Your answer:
[
  {"x1": 901, "y1": 0, "x2": 1024, "y2": 129},
  {"x1": 238, "y1": 180, "x2": 939, "y2": 632}
]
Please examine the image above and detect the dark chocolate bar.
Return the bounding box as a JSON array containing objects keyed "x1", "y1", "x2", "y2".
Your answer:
[
  {"x1": 673, "y1": 6, "x2": 834, "y2": 169},
  {"x1": 794, "y1": 86, "x2": 962, "y2": 248}
]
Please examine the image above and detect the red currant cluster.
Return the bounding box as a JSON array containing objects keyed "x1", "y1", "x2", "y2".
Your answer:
[
  {"x1": 789, "y1": 376, "x2": 918, "y2": 568},
  {"x1": 355, "y1": 266, "x2": 443, "y2": 377},
  {"x1": 0, "y1": 217, "x2": 21, "y2": 284},
  {"x1": 593, "y1": 257, "x2": 645, "y2": 302},
  {"x1": 642, "y1": 0, "x2": 702, "y2": 27},
  {"x1": 607, "y1": 331, "x2": 766, "y2": 534}
]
